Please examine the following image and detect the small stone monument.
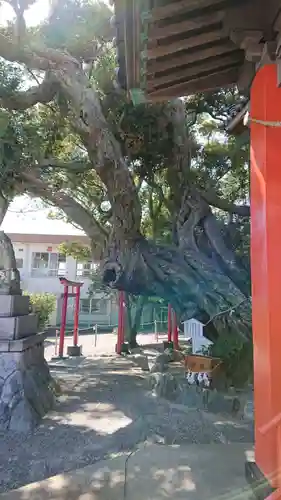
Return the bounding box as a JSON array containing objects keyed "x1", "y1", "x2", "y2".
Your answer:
[{"x1": 0, "y1": 230, "x2": 55, "y2": 432}]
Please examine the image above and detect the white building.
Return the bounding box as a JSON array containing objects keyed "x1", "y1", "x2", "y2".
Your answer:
[
  {"x1": 1, "y1": 198, "x2": 167, "y2": 333},
  {"x1": 8, "y1": 231, "x2": 118, "y2": 329}
]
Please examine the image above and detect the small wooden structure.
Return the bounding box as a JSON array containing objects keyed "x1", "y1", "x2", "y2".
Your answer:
[{"x1": 112, "y1": 0, "x2": 281, "y2": 497}]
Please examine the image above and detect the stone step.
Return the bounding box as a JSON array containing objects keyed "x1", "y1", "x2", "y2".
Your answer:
[
  {"x1": 0, "y1": 295, "x2": 30, "y2": 317},
  {"x1": 0, "y1": 314, "x2": 38, "y2": 340}
]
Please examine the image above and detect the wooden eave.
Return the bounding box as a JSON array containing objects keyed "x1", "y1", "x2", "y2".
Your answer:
[{"x1": 113, "y1": 0, "x2": 281, "y2": 102}]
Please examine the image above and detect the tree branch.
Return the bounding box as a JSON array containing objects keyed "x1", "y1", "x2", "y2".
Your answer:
[
  {"x1": 0, "y1": 72, "x2": 59, "y2": 110},
  {"x1": 0, "y1": 191, "x2": 9, "y2": 226},
  {"x1": 18, "y1": 172, "x2": 109, "y2": 258},
  {"x1": 147, "y1": 178, "x2": 171, "y2": 212},
  {"x1": 177, "y1": 188, "x2": 210, "y2": 250},
  {"x1": 201, "y1": 188, "x2": 250, "y2": 217},
  {"x1": 6, "y1": 0, "x2": 27, "y2": 42},
  {"x1": 37, "y1": 158, "x2": 92, "y2": 172},
  {"x1": 0, "y1": 33, "x2": 141, "y2": 241},
  {"x1": 51, "y1": 59, "x2": 142, "y2": 242},
  {"x1": 0, "y1": 32, "x2": 80, "y2": 71},
  {"x1": 203, "y1": 212, "x2": 250, "y2": 296}
]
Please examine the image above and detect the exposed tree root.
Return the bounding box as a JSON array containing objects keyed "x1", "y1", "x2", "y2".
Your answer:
[{"x1": 103, "y1": 190, "x2": 251, "y2": 341}]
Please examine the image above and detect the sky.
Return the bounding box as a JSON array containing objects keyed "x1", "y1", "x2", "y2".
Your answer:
[
  {"x1": 0, "y1": 0, "x2": 50, "y2": 27},
  {"x1": 1, "y1": 197, "x2": 85, "y2": 235}
]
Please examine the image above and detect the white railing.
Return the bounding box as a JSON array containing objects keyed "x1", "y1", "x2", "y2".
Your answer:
[{"x1": 30, "y1": 269, "x2": 66, "y2": 278}]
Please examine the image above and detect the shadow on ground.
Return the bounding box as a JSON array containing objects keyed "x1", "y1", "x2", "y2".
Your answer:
[
  {"x1": 0, "y1": 444, "x2": 253, "y2": 500},
  {"x1": 0, "y1": 355, "x2": 254, "y2": 494}
]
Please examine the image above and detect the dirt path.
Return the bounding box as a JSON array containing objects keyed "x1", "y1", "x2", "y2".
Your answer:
[{"x1": 0, "y1": 340, "x2": 254, "y2": 493}]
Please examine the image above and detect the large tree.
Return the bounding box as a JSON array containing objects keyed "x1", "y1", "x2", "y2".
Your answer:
[{"x1": 0, "y1": 0, "x2": 251, "y2": 342}]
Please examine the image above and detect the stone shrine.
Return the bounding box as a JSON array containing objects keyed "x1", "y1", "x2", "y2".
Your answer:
[{"x1": 0, "y1": 230, "x2": 55, "y2": 432}]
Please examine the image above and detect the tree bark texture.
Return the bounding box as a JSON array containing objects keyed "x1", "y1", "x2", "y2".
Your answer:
[
  {"x1": 103, "y1": 189, "x2": 251, "y2": 341},
  {"x1": 124, "y1": 294, "x2": 146, "y2": 347},
  {"x1": 0, "y1": 39, "x2": 251, "y2": 341}
]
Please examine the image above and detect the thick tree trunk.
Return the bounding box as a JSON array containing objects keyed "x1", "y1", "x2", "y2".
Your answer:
[
  {"x1": 103, "y1": 238, "x2": 251, "y2": 340},
  {"x1": 0, "y1": 42, "x2": 251, "y2": 341},
  {"x1": 124, "y1": 294, "x2": 146, "y2": 348},
  {"x1": 103, "y1": 190, "x2": 252, "y2": 342}
]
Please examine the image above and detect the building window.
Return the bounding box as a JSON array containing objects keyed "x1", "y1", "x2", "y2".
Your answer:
[
  {"x1": 31, "y1": 252, "x2": 66, "y2": 277},
  {"x1": 91, "y1": 298, "x2": 107, "y2": 314},
  {"x1": 80, "y1": 298, "x2": 91, "y2": 314},
  {"x1": 76, "y1": 261, "x2": 97, "y2": 277},
  {"x1": 80, "y1": 298, "x2": 108, "y2": 315},
  {"x1": 16, "y1": 258, "x2": 24, "y2": 269}
]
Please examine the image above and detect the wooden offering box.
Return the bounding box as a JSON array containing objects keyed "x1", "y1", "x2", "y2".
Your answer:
[{"x1": 184, "y1": 354, "x2": 221, "y2": 373}]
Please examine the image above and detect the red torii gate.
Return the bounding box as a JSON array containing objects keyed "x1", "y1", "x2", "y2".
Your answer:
[
  {"x1": 116, "y1": 296, "x2": 179, "y2": 353},
  {"x1": 58, "y1": 277, "x2": 84, "y2": 358},
  {"x1": 167, "y1": 303, "x2": 179, "y2": 350}
]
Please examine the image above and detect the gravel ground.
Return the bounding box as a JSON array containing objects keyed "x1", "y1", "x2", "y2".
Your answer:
[{"x1": 0, "y1": 335, "x2": 254, "y2": 493}]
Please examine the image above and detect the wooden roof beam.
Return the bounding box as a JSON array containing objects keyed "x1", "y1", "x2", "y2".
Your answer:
[
  {"x1": 150, "y1": 0, "x2": 228, "y2": 22},
  {"x1": 147, "y1": 28, "x2": 224, "y2": 59},
  {"x1": 150, "y1": 11, "x2": 225, "y2": 40},
  {"x1": 147, "y1": 52, "x2": 243, "y2": 91},
  {"x1": 147, "y1": 40, "x2": 237, "y2": 74},
  {"x1": 230, "y1": 29, "x2": 264, "y2": 62},
  {"x1": 148, "y1": 66, "x2": 239, "y2": 101},
  {"x1": 223, "y1": 1, "x2": 265, "y2": 33},
  {"x1": 236, "y1": 61, "x2": 256, "y2": 91}
]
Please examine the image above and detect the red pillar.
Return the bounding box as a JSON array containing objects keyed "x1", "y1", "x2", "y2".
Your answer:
[
  {"x1": 167, "y1": 304, "x2": 172, "y2": 343},
  {"x1": 172, "y1": 309, "x2": 179, "y2": 350},
  {"x1": 59, "y1": 284, "x2": 68, "y2": 357},
  {"x1": 251, "y1": 63, "x2": 281, "y2": 487},
  {"x1": 73, "y1": 286, "x2": 81, "y2": 347}
]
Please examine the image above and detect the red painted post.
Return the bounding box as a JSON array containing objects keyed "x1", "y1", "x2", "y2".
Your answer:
[
  {"x1": 172, "y1": 309, "x2": 179, "y2": 350},
  {"x1": 59, "y1": 284, "x2": 68, "y2": 357},
  {"x1": 120, "y1": 290, "x2": 125, "y2": 345},
  {"x1": 251, "y1": 64, "x2": 281, "y2": 487},
  {"x1": 73, "y1": 286, "x2": 81, "y2": 347},
  {"x1": 167, "y1": 304, "x2": 172, "y2": 343}
]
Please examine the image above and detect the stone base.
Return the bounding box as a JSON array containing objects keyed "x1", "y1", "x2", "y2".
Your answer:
[
  {"x1": 0, "y1": 313, "x2": 38, "y2": 340},
  {"x1": 0, "y1": 333, "x2": 55, "y2": 432},
  {"x1": 67, "y1": 345, "x2": 82, "y2": 357},
  {"x1": 245, "y1": 460, "x2": 275, "y2": 499},
  {"x1": 163, "y1": 340, "x2": 173, "y2": 350},
  {"x1": 148, "y1": 372, "x2": 181, "y2": 400},
  {"x1": 130, "y1": 353, "x2": 150, "y2": 371},
  {"x1": 182, "y1": 383, "x2": 253, "y2": 418},
  {"x1": 0, "y1": 294, "x2": 30, "y2": 317}
]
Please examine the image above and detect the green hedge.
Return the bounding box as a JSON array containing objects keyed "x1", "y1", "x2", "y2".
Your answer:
[{"x1": 24, "y1": 292, "x2": 56, "y2": 330}]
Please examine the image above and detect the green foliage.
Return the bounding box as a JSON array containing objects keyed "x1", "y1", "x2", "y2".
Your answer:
[
  {"x1": 210, "y1": 334, "x2": 253, "y2": 388},
  {"x1": 0, "y1": 2, "x2": 251, "y2": 330},
  {"x1": 58, "y1": 241, "x2": 91, "y2": 260},
  {"x1": 41, "y1": 0, "x2": 112, "y2": 56},
  {"x1": 25, "y1": 292, "x2": 56, "y2": 330}
]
